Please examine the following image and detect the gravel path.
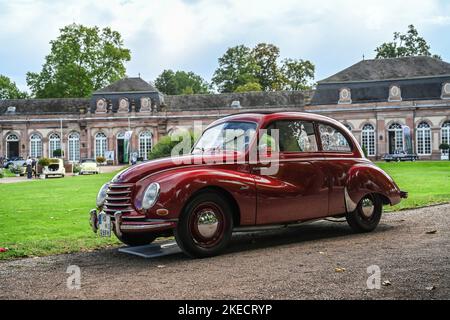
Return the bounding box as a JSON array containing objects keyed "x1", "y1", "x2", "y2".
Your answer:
[{"x1": 1, "y1": 204, "x2": 449, "y2": 300}]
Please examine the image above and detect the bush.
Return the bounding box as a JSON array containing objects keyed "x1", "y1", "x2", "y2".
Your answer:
[
  {"x1": 73, "y1": 164, "x2": 81, "y2": 174},
  {"x1": 96, "y1": 156, "x2": 106, "y2": 164},
  {"x1": 148, "y1": 131, "x2": 196, "y2": 160},
  {"x1": 10, "y1": 164, "x2": 23, "y2": 175},
  {"x1": 38, "y1": 158, "x2": 51, "y2": 167},
  {"x1": 0, "y1": 169, "x2": 4, "y2": 179},
  {"x1": 361, "y1": 145, "x2": 368, "y2": 158}
]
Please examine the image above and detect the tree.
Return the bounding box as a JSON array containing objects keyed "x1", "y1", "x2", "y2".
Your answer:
[
  {"x1": 281, "y1": 58, "x2": 315, "y2": 91},
  {"x1": 0, "y1": 75, "x2": 28, "y2": 99},
  {"x1": 252, "y1": 43, "x2": 284, "y2": 91},
  {"x1": 26, "y1": 24, "x2": 131, "y2": 98},
  {"x1": 148, "y1": 132, "x2": 196, "y2": 160},
  {"x1": 212, "y1": 45, "x2": 260, "y2": 93},
  {"x1": 213, "y1": 43, "x2": 315, "y2": 93},
  {"x1": 375, "y1": 25, "x2": 441, "y2": 59},
  {"x1": 154, "y1": 70, "x2": 210, "y2": 95},
  {"x1": 234, "y1": 82, "x2": 262, "y2": 93}
]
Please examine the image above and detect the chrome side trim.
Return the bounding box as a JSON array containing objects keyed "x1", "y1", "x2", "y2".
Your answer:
[
  {"x1": 120, "y1": 223, "x2": 173, "y2": 232},
  {"x1": 344, "y1": 187, "x2": 357, "y2": 213}
]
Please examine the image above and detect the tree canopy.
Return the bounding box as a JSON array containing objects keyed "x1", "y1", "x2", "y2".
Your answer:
[
  {"x1": 154, "y1": 70, "x2": 210, "y2": 95},
  {"x1": 375, "y1": 25, "x2": 441, "y2": 59},
  {"x1": 26, "y1": 24, "x2": 131, "y2": 98},
  {"x1": 212, "y1": 43, "x2": 315, "y2": 93},
  {"x1": 0, "y1": 75, "x2": 28, "y2": 99}
]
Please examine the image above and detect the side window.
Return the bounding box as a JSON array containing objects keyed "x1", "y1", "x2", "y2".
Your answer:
[
  {"x1": 265, "y1": 120, "x2": 318, "y2": 153},
  {"x1": 318, "y1": 123, "x2": 352, "y2": 152}
]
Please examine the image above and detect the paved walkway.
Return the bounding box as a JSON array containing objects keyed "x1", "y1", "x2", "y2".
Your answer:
[{"x1": 1, "y1": 204, "x2": 449, "y2": 299}]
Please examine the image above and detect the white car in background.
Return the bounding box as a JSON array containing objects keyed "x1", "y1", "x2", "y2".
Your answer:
[
  {"x1": 42, "y1": 158, "x2": 65, "y2": 178},
  {"x1": 80, "y1": 159, "x2": 100, "y2": 175}
]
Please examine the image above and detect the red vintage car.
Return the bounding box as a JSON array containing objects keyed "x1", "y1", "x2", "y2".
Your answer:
[{"x1": 90, "y1": 112, "x2": 407, "y2": 258}]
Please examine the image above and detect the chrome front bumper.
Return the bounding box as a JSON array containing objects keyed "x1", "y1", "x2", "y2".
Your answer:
[{"x1": 89, "y1": 209, "x2": 176, "y2": 236}]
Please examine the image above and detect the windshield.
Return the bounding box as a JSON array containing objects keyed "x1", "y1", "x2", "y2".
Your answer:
[
  {"x1": 192, "y1": 121, "x2": 257, "y2": 154},
  {"x1": 82, "y1": 159, "x2": 96, "y2": 163}
]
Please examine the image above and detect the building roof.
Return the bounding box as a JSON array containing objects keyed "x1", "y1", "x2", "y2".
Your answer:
[
  {"x1": 319, "y1": 56, "x2": 450, "y2": 84},
  {"x1": 94, "y1": 77, "x2": 158, "y2": 93},
  {"x1": 165, "y1": 90, "x2": 311, "y2": 111},
  {"x1": 0, "y1": 98, "x2": 90, "y2": 115}
]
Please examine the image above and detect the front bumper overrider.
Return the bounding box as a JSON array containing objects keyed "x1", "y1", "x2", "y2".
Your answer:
[{"x1": 89, "y1": 209, "x2": 176, "y2": 237}]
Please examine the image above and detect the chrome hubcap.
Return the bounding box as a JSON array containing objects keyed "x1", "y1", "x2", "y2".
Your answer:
[
  {"x1": 361, "y1": 198, "x2": 375, "y2": 218},
  {"x1": 197, "y1": 210, "x2": 219, "y2": 238}
]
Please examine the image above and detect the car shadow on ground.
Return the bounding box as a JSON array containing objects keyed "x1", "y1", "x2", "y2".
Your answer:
[
  {"x1": 225, "y1": 221, "x2": 395, "y2": 255},
  {"x1": 95, "y1": 221, "x2": 396, "y2": 266}
]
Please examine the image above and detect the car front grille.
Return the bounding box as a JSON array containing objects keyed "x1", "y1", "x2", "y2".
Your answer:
[{"x1": 103, "y1": 183, "x2": 134, "y2": 214}]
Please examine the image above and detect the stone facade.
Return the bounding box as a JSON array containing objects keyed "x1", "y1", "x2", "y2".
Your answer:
[{"x1": 1, "y1": 57, "x2": 450, "y2": 163}]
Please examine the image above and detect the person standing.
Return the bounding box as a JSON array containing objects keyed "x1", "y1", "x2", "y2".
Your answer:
[
  {"x1": 32, "y1": 158, "x2": 37, "y2": 178},
  {"x1": 26, "y1": 157, "x2": 33, "y2": 179}
]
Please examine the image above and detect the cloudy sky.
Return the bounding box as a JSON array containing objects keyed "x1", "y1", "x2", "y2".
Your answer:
[{"x1": 1, "y1": 0, "x2": 450, "y2": 92}]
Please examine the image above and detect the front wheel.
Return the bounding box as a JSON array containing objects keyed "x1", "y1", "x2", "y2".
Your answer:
[
  {"x1": 346, "y1": 194, "x2": 382, "y2": 233},
  {"x1": 115, "y1": 231, "x2": 158, "y2": 247},
  {"x1": 175, "y1": 192, "x2": 233, "y2": 258}
]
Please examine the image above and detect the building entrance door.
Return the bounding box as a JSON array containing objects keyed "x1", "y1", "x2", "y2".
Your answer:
[
  {"x1": 117, "y1": 138, "x2": 125, "y2": 164},
  {"x1": 6, "y1": 134, "x2": 20, "y2": 158}
]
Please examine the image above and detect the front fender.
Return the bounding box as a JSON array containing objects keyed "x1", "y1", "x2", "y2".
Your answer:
[
  {"x1": 345, "y1": 163, "x2": 402, "y2": 212},
  {"x1": 134, "y1": 167, "x2": 257, "y2": 225}
]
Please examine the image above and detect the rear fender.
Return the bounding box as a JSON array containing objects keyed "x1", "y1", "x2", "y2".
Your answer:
[{"x1": 345, "y1": 164, "x2": 402, "y2": 213}]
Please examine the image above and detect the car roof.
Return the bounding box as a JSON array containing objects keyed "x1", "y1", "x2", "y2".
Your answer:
[{"x1": 208, "y1": 112, "x2": 345, "y2": 128}]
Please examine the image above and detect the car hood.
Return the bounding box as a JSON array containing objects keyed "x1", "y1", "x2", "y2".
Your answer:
[{"x1": 113, "y1": 153, "x2": 242, "y2": 184}]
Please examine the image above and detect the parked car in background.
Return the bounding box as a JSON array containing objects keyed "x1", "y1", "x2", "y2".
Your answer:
[
  {"x1": 80, "y1": 159, "x2": 100, "y2": 175},
  {"x1": 383, "y1": 149, "x2": 419, "y2": 162},
  {"x1": 3, "y1": 157, "x2": 25, "y2": 169},
  {"x1": 42, "y1": 158, "x2": 65, "y2": 178},
  {"x1": 90, "y1": 112, "x2": 408, "y2": 258}
]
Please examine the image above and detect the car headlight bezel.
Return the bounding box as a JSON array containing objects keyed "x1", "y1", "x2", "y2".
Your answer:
[
  {"x1": 96, "y1": 183, "x2": 109, "y2": 207},
  {"x1": 142, "y1": 182, "x2": 161, "y2": 210}
]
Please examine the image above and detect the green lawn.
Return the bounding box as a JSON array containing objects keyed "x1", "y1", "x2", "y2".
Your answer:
[
  {"x1": 0, "y1": 173, "x2": 120, "y2": 260},
  {"x1": 376, "y1": 161, "x2": 450, "y2": 211},
  {"x1": 0, "y1": 161, "x2": 449, "y2": 260}
]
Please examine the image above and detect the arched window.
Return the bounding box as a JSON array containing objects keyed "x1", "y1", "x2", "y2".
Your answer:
[
  {"x1": 95, "y1": 132, "x2": 107, "y2": 158},
  {"x1": 6, "y1": 133, "x2": 19, "y2": 142},
  {"x1": 442, "y1": 121, "x2": 450, "y2": 156},
  {"x1": 361, "y1": 124, "x2": 376, "y2": 156},
  {"x1": 30, "y1": 134, "x2": 42, "y2": 158},
  {"x1": 49, "y1": 133, "x2": 61, "y2": 158},
  {"x1": 388, "y1": 123, "x2": 404, "y2": 153},
  {"x1": 416, "y1": 122, "x2": 431, "y2": 156},
  {"x1": 139, "y1": 131, "x2": 153, "y2": 160},
  {"x1": 68, "y1": 132, "x2": 80, "y2": 162}
]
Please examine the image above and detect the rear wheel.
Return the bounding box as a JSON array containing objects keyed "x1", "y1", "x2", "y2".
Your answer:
[
  {"x1": 346, "y1": 194, "x2": 382, "y2": 233},
  {"x1": 175, "y1": 192, "x2": 233, "y2": 258},
  {"x1": 114, "y1": 231, "x2": 158, "y2": 247}
]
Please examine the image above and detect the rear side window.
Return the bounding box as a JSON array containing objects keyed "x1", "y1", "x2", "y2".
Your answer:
[
  {"x1": 318, "y1": 123, "x2": 352, "y2": 152},
  {"x1": 265, "y1": 120, "x2": 318, "y2": 153}
]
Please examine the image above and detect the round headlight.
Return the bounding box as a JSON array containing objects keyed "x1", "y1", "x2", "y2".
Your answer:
[
  {"x1": 96, "y1": 183, "x2": 109, "y2": 207},
  {"x1": 142, "y1": 183, "x2": 160, "y2": 210}
]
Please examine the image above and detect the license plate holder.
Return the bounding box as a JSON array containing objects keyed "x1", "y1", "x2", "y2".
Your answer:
[{"x1": 98, "y1": 212, "x2": 112, "y2": 237}]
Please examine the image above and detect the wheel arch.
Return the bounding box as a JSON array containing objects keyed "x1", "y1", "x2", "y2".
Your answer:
[
  {"x1": 181, "y1": 186, "x2": 242, "y2": 227},
  {"x1": 345, "y1": 163, "x2": 402, "y2": 213}
]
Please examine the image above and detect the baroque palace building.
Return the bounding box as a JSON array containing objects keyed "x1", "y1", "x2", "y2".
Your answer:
[{"x1": 1, "y1": 56, "x2": 450, "y2": 163}]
